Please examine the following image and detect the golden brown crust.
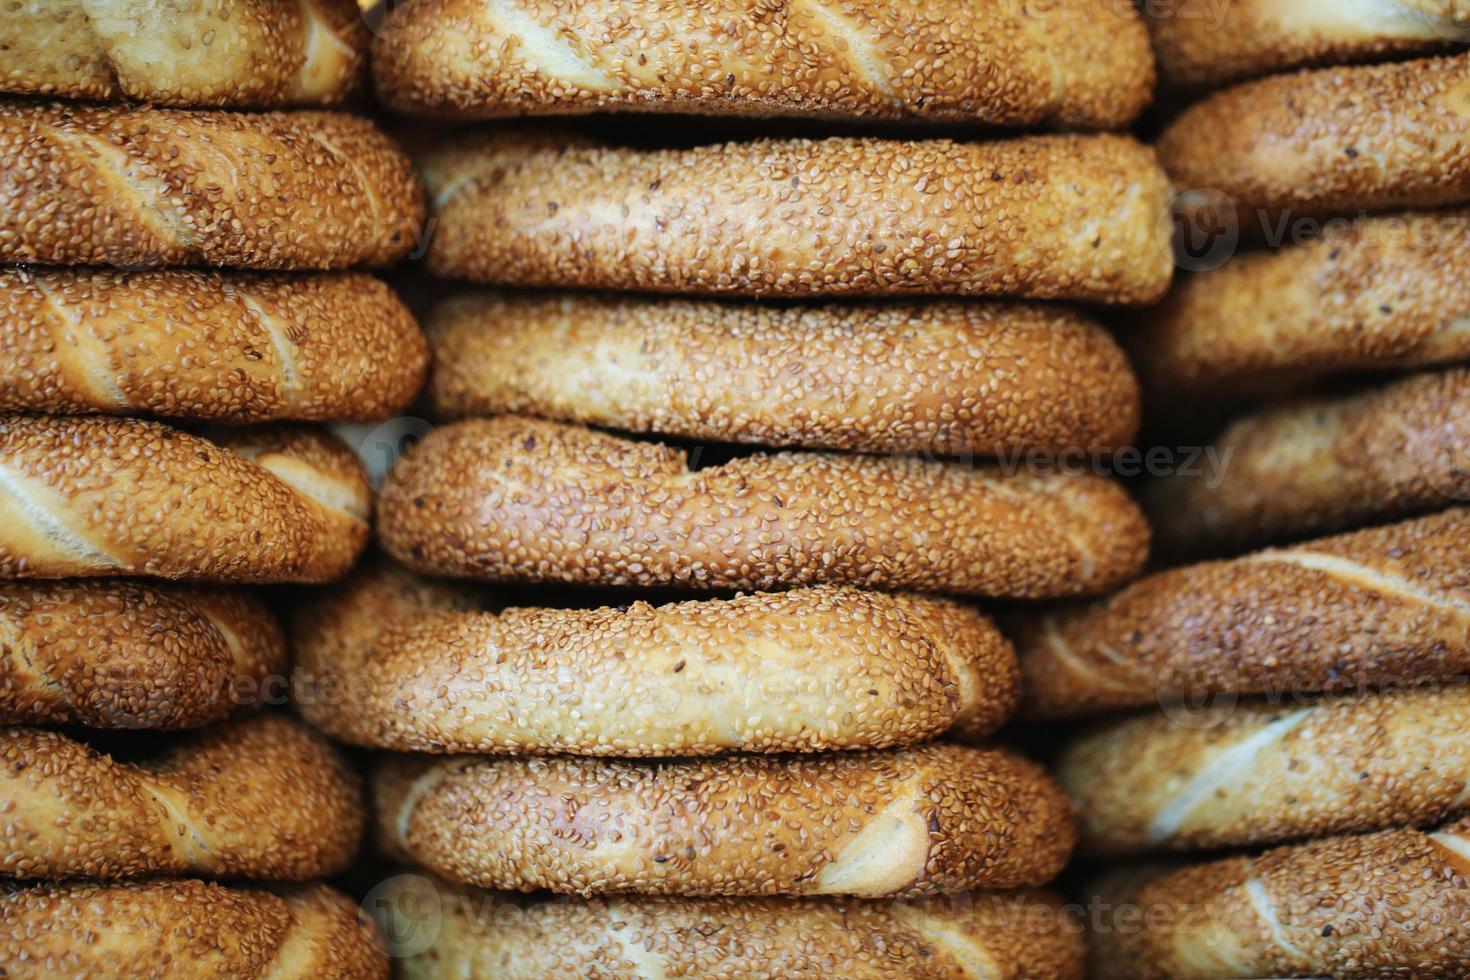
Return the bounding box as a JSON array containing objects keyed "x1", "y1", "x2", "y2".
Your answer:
[
  {"x1": 1, "y1": 268, "x2": 427, "y2": 423},
  {"x1": 376, "y1": 416, "x2": 1151, "y2": 598},
  {"x1": 1146, "y1": 367, "x2": 1470, "y2": 554},
  {"x1": 1134, "y1": 208, "x2": 1470, "y2": 398},
  {"x1": 0, "y1": 879, "x2": 388, "y2": 979},
  {"x1": 1158, "y1": 52, "x2": 1470, "y2": 226},
  {"x1": 0, "y1": 578, "x2": 285, "y2": 730},
  {"x1": 1017, "y1": 509, "x2": 1470, "y2": 719},
  {"x1": 381, "y1": 876, "x2": 1085, "y2": 980},
  {"x1": 421, "y1": 130, "x2": 1174, "y2": 304},
  {"x1": 0, "y1": 414, "x2": 371, "y2": 584},
  {"x1": 373, "y1": 742, "x2": 1074, "y2": 898},
  {"x1": 426, "y1": 291, "x2": 1140, "y2": 455},
  {"x1": 1087, "y1": 815, "x2": 1470, "y2": 979},
  {"x1": 372, "y1": 0, "x2": 1152, "y2": 129},
  {"x1": 1061, "y1": 685, "x2": 1470, "y2": 857},
  {"x1": 292, "y1": 560, "x2": 1020, "y2": 755},
  {"x1": 0, "y1": 713, "x2": 364, "y2": 881},
  {"x1": 0, "y1": 0, "x2": 368, "y2": 107},
  {"x1": 0, "y1": 100, "x2": 424, "y2": 270}
]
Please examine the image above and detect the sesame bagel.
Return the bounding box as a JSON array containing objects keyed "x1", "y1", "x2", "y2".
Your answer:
[
  {"x1": 421, "y1": 130, "x2": 1174, "y2": 304},
  {"x1": 1017, "y1": 509, "x2": 1470, "y2": 719},
  {"x1": 1, "y1": 579, "x2": 285, "y2": 730},
  {"x1": 1, "y1": 268, "x2": 427, "y2": 423},
  {"x1": 1158, "y1": 52, "x2": 1470, "y2": 226},
  {"x1": 380, "y1": 876, "x2": 1085, "y2": 980},
  {"x1": 377, "y1": 416, "x2": 1151, "y2": 598},
  {"x1": 1, "y1": 0, "x2": 367, "y2": 107},
  {"x1": 1061, "y1": 685, "x2": 1470, "y2": 857},
  {"x1": 374, "y1": 742, "x2": 1074, "y2": 898},
  {"x1": 0, "y1": 879, "x2": 387, "y2": 979},
  {"x1": 0, "y1": 713, "x2": 363, "y2": 881},
  {"x1": 426, "y1": 292, "x2": 1140, "y2": 455},
  {"x1": 292, "y1": 561, "x2": 1019, "y2": 756},
  {"x1": 1087, "y1": 815, "x2": 1470, "y2": 979},
  {"x1": 1146, "y1": 366, "x2": 1470, "y2": 554},
  {"x1": 1134, "y1": 208, "x2": 1470, "y2": 399},
  {"x1": 0, "y1": 100, "x2": 424, "y2": 270},
  {"x1": 0, "y1": 414, "x2": 370, "y2": 583},
  {"x1": 372, "y1": 0, "x2": 1152, "y2": 130},
  {"x1": 1147, "y1": 0, "x2": 1468, "y2": 89}
]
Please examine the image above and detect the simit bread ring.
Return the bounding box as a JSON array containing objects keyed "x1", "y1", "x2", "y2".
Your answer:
[
  {"x1": 1086, "y1": 815, "x2": 1470, "y2": 979},
  {"x1": 1, "y1": 578, "x2": 285, "y2": 730},
  {"x1": 291, "y1": 560, "x2": 1020, "y2": 756},
  {"x1": 0, "y1": 0, "x2": 367, "y2": 108},
  {"x1": 425, "y1": 291, "x2": 1141, "y2": 455},
  {"x1": 1146, "y1": 0, "x2": 1468, "y2": 89},
  {"x1": 0, "y1": 100, "x2": 424, "y2": 270},
  {"x1": 1016, "y1": 509, "x2": 1470, "y2": 719},
  {"x1": 376, "y1": 416, "x2": 1151, "y2": 598},
  {"x1": 1134, "y1": 208, "x2": 1470, "y2": 399},
  {"x1": 374, "y1": 742, "x2": 1074, "y2": 898},
  {"x1": 379, "y1": 876, "x2": 1085, "y2": 980},
  {"x1": 1060, "y1": 685, "x2": 1470, "y2": 856},
  {"x1": 1145, "y1": 366, "x2": 1470, "y2": 555},
  {"x1": 1158, "y1": 52, "x2": 1470, "y2": 228},
  {"x1": 372, "y1": 0, "x2": 1152, "y2": 130},
  {"x1": 0, "y1": 414, "x2": 371, "y2": 583},
  {"x1": 0, "y1": 879, "x2": 387, "y2": 979},
  {"x1": 0, "y1": 713, "x2": 363, "y2": 881},
  {"x1": 420, "y1": 130, "x2": 1174, "y2": 304},
  {"x1": 1, "y1": 267, "x2": 427, "y2": 423}
]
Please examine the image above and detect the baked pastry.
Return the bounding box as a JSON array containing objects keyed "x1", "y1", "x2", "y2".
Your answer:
[
  {"x1": 379, "y1": 875, "x2": 1085, "y2": 980},
  {"x1": 1016, "y1": 509, "x2": 1470, "y2": 719},
  {"x1": 292, "y1": 561, "x2": 1020, "y2": 755},
  {"x1": 1061, "y1": 685, "x2": 1470, "y2": 856},
  {"x1": 420, "y1": 130, "x2": 1174, "y2": 304},
  {"x1": 0, "y1": 879, "x2": 387, "y2": 979},
  {"x1": 375, "y1": 742, "x2": 1074, "y2": 898},
  {"x1": 0, "y1": 0, "x2": 368, "y2": 107},
  {"x1": 425, "y1": 291, "x2": 1140, "y2": 455},
  {"x1": 0, "y1": 578, "x2": 285, "y2": 730},
  {"x1": 377, "y1": 416, "x2": 1150, "y2": 598},
  {"x1": 1145, "y1": 367, "x2": 1470, "y2": 554},
  {"x1": 0, "y1": 713, "x2": 362, "y2": 881},
  {"x1": 372, "y1": 0, "x2": 1153, "y2": 130},
  {"x1": 0, "y1": 414, "x2": 371, "y2": 583},
  {"x1": 1087, "y1": 815, "x2": 1470, "y2": 979},
  {"x1": 1, "y1": 267, "x2": 427, "y2": 422},
  {"x1": 0, "y1": 100, "x2": 424, "y2": 270}
]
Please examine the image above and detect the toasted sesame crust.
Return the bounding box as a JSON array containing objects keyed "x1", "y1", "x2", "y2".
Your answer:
[
  {"x1": 1016, "y1": 509, "x2": 1470, "y2": 719},
  {"x1": 0, "y1": 879, "x2": 388, "y2": 979},
  {"x1": 373, "y1": 742, "x2": 1074, "y2": 898},
  {"x1": 292, "y1": 560, "x2": 1020, "y2": 756},
  {"x1": 1158, "y1": 52, "x2": 1470, "y2": 225},
  {"x1": 372, "y1": 0, "x2": 1153, "y2": 129},
  {"x1": 0, "y1": 0, "x2": 368, "y2": 107},
  {"x1": 1147, "y1": 0, "x2": 1466, "y2": 89},
  {"x1": 0, "y1": 713, "x2": 363, "y2": 881},
  {"x1": 1133, "y1": 208, "x2": 1470, "y2": 399},
  {"x1": 0, "y1": 100, "x2": 425, "y2": 270},
  {"x1": 0, "y1": 578, "x2": 285, "y2": 730},
  {"x1": 1087, "y1": 815, "x2": 1470, "y2": 979},
  {"x1": 1, "y1": 268, "x2": 427, "y2": 423},
  {"x1": 376, "y1": 416, "x2": 1150, "y2": 598},
  {"x1": 426, "y1": 291, "x2": 1140, "y2": 455},
  {"x1": 382, "y1": 876, "x2": 1085, "y2": 980},
  {"x1": 0, "y1": 414, "x2": 371, "y2": 583},
  {"x1": 421, "y1": 130, "x2": 1174, "y2": 304},
  {"x1": 1145, "y1": 367, "x2": 1470, "y2": 555}
]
